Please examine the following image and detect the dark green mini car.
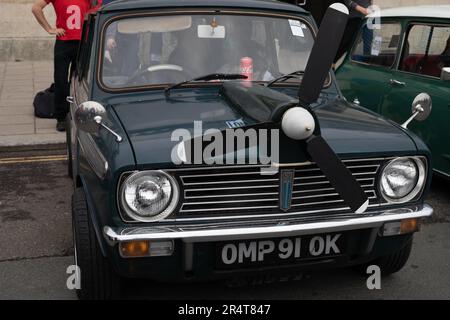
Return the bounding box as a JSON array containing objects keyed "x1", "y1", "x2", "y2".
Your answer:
[
  {"x1": 67, "y1": 0, "x2": 433, "y2": 299},
  {"x1": 336, "y1": 6, "x2": 450, "y2": 177}
]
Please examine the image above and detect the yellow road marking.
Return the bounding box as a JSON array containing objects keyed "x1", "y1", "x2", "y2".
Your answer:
[
  {"x1": 0, "y1": 155, "x2": 66, "y2": 161},
  {"x1": 0, "y1": 155, "x2": 68, "y2": 164}
]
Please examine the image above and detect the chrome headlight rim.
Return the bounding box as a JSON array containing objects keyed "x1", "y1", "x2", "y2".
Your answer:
[
  {"x1": 119, "y1": 170, "x2": 179, "y2": 222},
  {"x1": 379, "y1": 156, "x2": 427, "y2": 204}
]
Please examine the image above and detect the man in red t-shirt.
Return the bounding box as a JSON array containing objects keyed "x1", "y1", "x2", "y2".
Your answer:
[{"x1": 32, "y1": 0, "x2": 100, "y2": 131}]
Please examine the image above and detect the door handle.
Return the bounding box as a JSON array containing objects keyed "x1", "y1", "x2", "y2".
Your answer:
[{"x1": 389, "y1": 79, "x2": 406, "y2": 86}]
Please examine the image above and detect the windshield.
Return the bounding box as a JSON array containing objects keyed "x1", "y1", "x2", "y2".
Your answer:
[{"x1": 101, "y1": 13, "x2": 314, "y2": 89}]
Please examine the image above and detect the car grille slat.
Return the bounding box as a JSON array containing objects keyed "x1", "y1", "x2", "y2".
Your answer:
[
  {"x1": 185, "y1": 192, "x2": 279, "y2": 200},
  {"x1": 291, "y1": 190, "x2": 376, "y2": 201},
  {"x1": 170, "y1": 158, "x2": 385, "y2": 220},
  {"x1": 292, "y1": 177, "x2": 375, "y2": 188},
  {"x1": 186, "y1": 184, "x2": 279, "y2": 192},
  {"x1": 182, "y1": 178, "x2": 279, "y2": 186}
]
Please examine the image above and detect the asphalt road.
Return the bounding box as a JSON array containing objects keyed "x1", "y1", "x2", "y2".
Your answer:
[{"x1": 0, "y1": 149, "x2": 449, "y2": 300}]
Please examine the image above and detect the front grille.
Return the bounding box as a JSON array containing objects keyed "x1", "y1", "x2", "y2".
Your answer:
[{"x1": 170, "y1": 158, "x2": 385, "y2": 220}]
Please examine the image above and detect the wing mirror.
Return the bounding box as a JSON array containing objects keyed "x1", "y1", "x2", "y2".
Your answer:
[
  {"x1": 75, "y1": 101, "x2": 122, "y2": 142},
  {"x1": 401, "y1": 93, "x2": 432, "y2": 129},
  {"x1": 441, "y1": 67, "x2": 450, "y2": 82}
]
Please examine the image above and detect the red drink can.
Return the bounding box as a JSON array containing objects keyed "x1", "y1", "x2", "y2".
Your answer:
[{"x1": 240, "y1": 57, "x2": 253, "y2": 84}]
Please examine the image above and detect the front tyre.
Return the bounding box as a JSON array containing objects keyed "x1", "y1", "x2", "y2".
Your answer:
[
  {"x1": 374, "y1": 237, "x2": 413, "y2": 275},
  {"x1": 72, "y1": 188, "x2": 121, "y2": 300},
  {"x1": 356, "y1": 237, "x2": 413, "y2": 276}
]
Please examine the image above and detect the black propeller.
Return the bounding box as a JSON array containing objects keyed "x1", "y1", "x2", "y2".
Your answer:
[
  {"x1": 290, "y1": 3, "x2": 369, "y2": 213},
  {"x1": 179, "y1": 3, "x2": 369, "y2": 213}
]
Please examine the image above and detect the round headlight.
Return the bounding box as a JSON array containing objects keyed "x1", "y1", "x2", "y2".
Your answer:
[
  {"x1": 380, "y1": 157, "x2": 426, "y2": 203},
  {"x1": 120, "y1": 171, "x2": 179, "y2": 222}
]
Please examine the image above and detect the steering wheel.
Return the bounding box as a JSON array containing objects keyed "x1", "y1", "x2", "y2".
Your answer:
[{"x1": 125, "y1": 64, "x2": 189, "y2": 86}]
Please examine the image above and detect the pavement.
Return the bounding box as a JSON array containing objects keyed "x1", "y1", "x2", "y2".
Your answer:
[
  {"x1": 0, "y1": 61, "x2": 65, "y2": 147},
  {"x1": 0, "y1": 149, "x2": 448, "y2": 300}
]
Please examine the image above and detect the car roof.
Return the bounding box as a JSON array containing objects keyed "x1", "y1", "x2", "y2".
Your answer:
[
  {"x1": 368, "y1": 5, "x2": 450, "y2": 19},
  {"x1": 100, "y1": 0, "x2": 307, "y2": 14}
]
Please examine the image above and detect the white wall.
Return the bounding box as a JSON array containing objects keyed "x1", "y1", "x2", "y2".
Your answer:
[{"x1": 374, "y1": 0, "x2": 450, "y2": 9}]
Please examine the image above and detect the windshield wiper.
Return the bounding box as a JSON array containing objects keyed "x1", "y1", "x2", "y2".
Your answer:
[
  {"x1": 165, "y1": 73, "x2": 248, "y2": 96},
  {"x1": 266, "y1": 70, "x2": 305, "y2": 87}
]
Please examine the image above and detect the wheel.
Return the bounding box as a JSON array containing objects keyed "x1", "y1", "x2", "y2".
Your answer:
[
  {"x1": 72, "y1": 188, "x2": 122, "y2": 300},
  {"x1": 66, "y1": 117, "x2": 73, "y2": 179},
  {"x1": 354, "y1": 237, "x2": 413, "y2": 276},
  {"x1": 375, "y1": 237, "x2": 413, "y2": 275}
]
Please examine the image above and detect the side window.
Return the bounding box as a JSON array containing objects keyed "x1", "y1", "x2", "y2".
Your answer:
[
  {"x1": 400, "y1": 24, "x2": 450, "y2": 78},
  {"x1": 351, "y1": 22, "x2": 401, "y2": 68},
  {"x1": 76, "y1": 15, "x2": 95, "y2": 82},
  {"x1": 86, "y1": 34, "x2": 97, "y2": 85}
]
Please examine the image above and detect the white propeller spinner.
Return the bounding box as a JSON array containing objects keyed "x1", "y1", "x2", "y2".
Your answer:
[{"x1": 281, "y1": 107, "x2": 316, "y2": 141}]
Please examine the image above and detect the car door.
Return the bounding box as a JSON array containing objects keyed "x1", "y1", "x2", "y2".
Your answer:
[
  {"x1": 381, "y1": 21, "x2": 450, "y2": 176},
  {"x1": 69, "y1": 14, "x2": 96, "y2": 177},
  {"x1": 337, "y1": 20, "x2": 403, "y2": 112}
]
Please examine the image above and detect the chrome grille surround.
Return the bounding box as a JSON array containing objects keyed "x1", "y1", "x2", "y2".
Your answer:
[{"x1": 162, "y1": 158, "x2": 388, "y2": 222}]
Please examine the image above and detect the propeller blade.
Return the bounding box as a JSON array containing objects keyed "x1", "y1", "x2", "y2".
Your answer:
[
  {"x1": 298, "y1": 3, "x2": 349, "y2": 106},
  {"x1": 296, "y1": 4, "x2": 367, "y2": 213},
  {"x1": 306, "y1": 135, "x2": 369, "y2": 213},
  {"x1": 221, "y1": 82, "x2": 297, "y2": 123}
]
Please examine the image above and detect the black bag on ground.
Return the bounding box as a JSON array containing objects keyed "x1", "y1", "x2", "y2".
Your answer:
[{"x1": 33, "y1": 83, "x2": 55, "y2": 118}]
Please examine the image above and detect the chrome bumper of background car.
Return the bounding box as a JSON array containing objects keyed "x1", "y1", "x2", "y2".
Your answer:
[{"x1": 103, "y1": 204, "x2": 432, "y2": 245}]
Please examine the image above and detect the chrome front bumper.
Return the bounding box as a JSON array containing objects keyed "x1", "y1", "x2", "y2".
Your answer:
[{"x1": 103, "y1": 204, "x2": 433, "y2": 245}]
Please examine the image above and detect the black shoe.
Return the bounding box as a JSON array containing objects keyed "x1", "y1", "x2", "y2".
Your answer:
[{"x1": 56, "y1": 120, "x2": 66, "y2": 132}]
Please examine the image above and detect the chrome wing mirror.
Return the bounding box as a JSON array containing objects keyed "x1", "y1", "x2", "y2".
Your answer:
[
  {"x1": 401, "y1": 93, "x2": 432, "y2": 129},
  {"x1": 441, "y1": 67, "x2": 450, "y2": 82},
  {"x1": 75, "y1": 101, "x2": 122, "y2": 142}
]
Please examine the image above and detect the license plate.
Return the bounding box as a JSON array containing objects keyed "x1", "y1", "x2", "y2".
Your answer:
[{"x1": 216, "y1": 233, "x2": 344, "y2": 269}]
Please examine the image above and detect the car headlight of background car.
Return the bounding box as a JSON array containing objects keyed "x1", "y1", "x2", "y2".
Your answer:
[
  {"x1": 119, "y1": 171, "x2": 179, "y2": 222},
  {"x1": 379, "y1": 157, "x2": 427, "y2": 203}
]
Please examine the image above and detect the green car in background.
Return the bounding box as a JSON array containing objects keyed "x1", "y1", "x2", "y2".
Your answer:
[{"x1": 336, "y1": 6, "x2": 450, "y2": 177}]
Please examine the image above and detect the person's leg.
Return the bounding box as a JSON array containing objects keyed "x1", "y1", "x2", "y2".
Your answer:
[
  {"x1": 362, "y1": 26, "x2": 374, "y2": 56},
  {"x1": 54, "y1": 40, "x2": 73, "y2": 128},
  {"x1": 54, "y1": 40, "x2": 80, "y2": 131},
  {"x1": 68, "y1": 40, "x2": 80, "y2": 85}
]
